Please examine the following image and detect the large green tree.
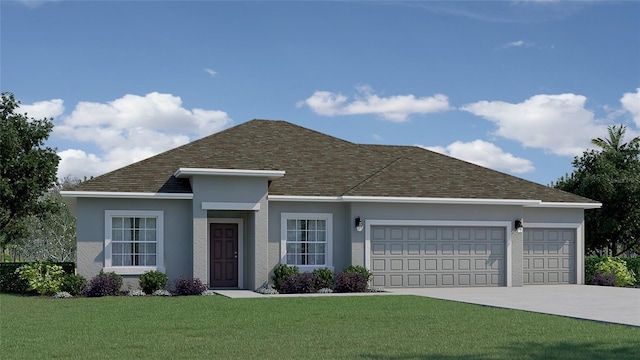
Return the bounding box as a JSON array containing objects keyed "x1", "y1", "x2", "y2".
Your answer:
[
  {"x1": 0, "y1": 92, "x2": 60, "y2": 250},
  {"x1": 554, "y1": 125, "x2": 640, "y2": 256}
]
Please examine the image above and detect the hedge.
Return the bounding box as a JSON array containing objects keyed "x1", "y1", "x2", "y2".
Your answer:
[
  {"x1": 0, "y1": 262, "x2": 75, "y2": 294},
  {"x1": 585, "y1": 256, "x2": 639, "y2": 286}
]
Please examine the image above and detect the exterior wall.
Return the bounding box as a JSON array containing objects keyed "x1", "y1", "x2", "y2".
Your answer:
[
  {"x1": 190, "y1": 175, "x2": 268, "y2": 289},
  {"x1": 75, "y1": 197, "x2": 192, "y2": 288},
  {"x1": 267, "y1": 202, "x2": 350, "y2": 276}
]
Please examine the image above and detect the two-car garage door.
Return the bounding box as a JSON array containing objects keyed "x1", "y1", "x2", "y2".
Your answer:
[{"x1": 370, "y1": 226, "x2": 505, "y2": 288}]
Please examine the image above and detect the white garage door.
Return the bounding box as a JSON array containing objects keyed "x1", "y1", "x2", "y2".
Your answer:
[
  {"x1": 370, "y1": 226, "x2": 505, "y2": 288},
  {"x1": 523, "y1": 228, "x2": 575, "y2": 284}
]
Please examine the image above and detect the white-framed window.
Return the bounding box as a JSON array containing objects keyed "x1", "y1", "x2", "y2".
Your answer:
[
  {"x1": 104, "y1": 210, "x2": 164, "y2": 275},
  {"x1": 280, "y1": 213, "x2": 333, "y2": 271}
]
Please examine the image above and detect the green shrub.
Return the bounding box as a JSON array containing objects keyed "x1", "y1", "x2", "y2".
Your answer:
[
  {"x1": 584, "y1": 256, "x2": 600, "y2": 285},
  {"x1": 61, "y1": 274, "x2": 87, "y2": 296},
  {"x1": 139, "y1": 270, "x2": 168, "y2": 294},
  {"x1": 271, "y1": 264, "x2": 299, "y2": 291},
  {"x1": 0, "y1": 262, "x2": 75, "y2": 294},
  {"x1": 343, "y1": 265, "x2": 372, "y2": 282},
  {"x1": 15, "y1": 263, "x2": 65, "y2": 296},
  {"x1": 595, "y1": 257, "x2": 636, "y2": 287},
  {"x1": 312, "y1": 267, "x2": 335, "y2": 289},
  {"x1": 621, "y1": 258, "x2": 640, "y2": 285}
]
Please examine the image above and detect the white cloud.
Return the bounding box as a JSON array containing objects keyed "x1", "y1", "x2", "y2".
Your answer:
[
  {"x1": 418, "y1": 140, "x2": 535, "y2": 174},
  {"x1": 501, "y1": 40, "x2": 531, "y2": 48},
  {"x1": 461, "y1": 93, "x2": 605, "y2": 156},
  {"x1": 204, "y1": 68, "x2": 217, "y2": 77},
  {"x1": 297, "y1": 86, "x2": 451, "y2": 122},
  {"x1": 18, "y1": 99, "x2": 65, "y2": 120},
  {"x1": 621, "y1": 88, "x2": 640, "y2": 127},
  {"x1": 372, "y1": 134, "x2": 383, "y2": 141},
  {"x1": 42, "y1": 92, "x2": 232, "y2": 179}
]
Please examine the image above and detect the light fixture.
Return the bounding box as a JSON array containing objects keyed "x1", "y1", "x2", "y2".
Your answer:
[
  {"x1": 355, "y1": 216, "x2": 364, "y2": 232},
  {"x1": 514, "y1": 219, "x2": 524, "y2": 233}
]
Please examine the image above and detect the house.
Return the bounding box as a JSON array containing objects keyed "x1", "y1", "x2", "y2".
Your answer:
[{"x1": 61, "y1": 119, "x2": 600, "y2": 290}]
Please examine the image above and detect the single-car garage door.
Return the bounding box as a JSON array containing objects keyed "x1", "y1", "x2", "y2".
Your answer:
[
  {"x1": 523, "y1": 228, "x2": 575, "y2": 284},
  {"x1": 370, "y1": 226, "x2": 505, "y2": 287}
]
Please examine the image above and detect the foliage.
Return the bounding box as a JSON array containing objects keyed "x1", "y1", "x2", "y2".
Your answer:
[
  {"x1": 15, "y1": 262, "x2": 65, "y2": 296},
  {"x1": 342, "y1": 265, "x2": 372, "y2": 282},
  {"x1": 255, "y1": 283, "x2": 279, "y2": 295},
  {"x1": 127, "y1": 289, "x2": 146, "y2": 297},
  {"x1": 553, "y1": 125, "x2": 640, "y2": 256},
  {"x1": 590, "y1": 273, "x2": 616, "y2": 287},
  {"x1": 84, "y1": 271, "x2": 123, "y2": 297},
  {"x1": 312, "y1": 267, "x2": 334, "y2": 289},
  {"x1": 173, "y1": 277, "x2": 207, "y2": 296},
  {"x1": 52, "y1": 291, "x2": 73, "y2": 299},
  {"x1": 334, "y1": 271, "x2": 368, "y2": 293},
  {"x1": 61, "y1": 273, "x2": 87, "y2": 296},
  {"x1": 0, "y1": 262, "x2": 74, "y2": 293},
  {"x1": 279, "y1": 272, "x2": 316, "y2": 294},
  {"x1": 152, "y1": 289, "x2": 172, "y2": 297},
  {"x1": 623, "y1": 258, "x2": 640, "y2": 285},
  {"x1": 271, "y1": 263, "x2": 299, "y2": 291},
  {"x1": 594, "y1": 257, "x2": 636, "y2": 287},
  {"x1": 139, "y1": 270, "x2": 168, "y2": 294},
  {"x1": 0, "y1": 92, "x2": 60, "y2": 249},
  {"x1": 584, "y1": 256, "x2": 600, "y2": 285}
]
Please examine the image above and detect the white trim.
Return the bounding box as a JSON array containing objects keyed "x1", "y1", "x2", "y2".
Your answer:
[
  {"x1": 280, "y1": 213, "x2": 334, "y2": 270},
  {"x1": 208, "y1": 218, "x2": 244, "y2": 289},
  {"x1": 61, "y1": 191, "x2": 193, "y2": 199},
  {"x1": 174, "y1": 168, "x2": 285, "y2": 180},
  {"x1": 104, "y1": 210, "x2": 164, "y2": 275},
  {"x1": 524, "y1": 222, "x2": 584, "y2": 285},
  {"x1": 526, "y1": 202, "x2": 602, "y2": 209},
  {"x1": 268, "y1": 195, "x2": 342, "y2": 202},
  {"x1": 364, "y1": 220, "x2": 513, "y2": 287},
  {"x1": 201, "y1": 202, "x2": 260, "y2": 211}
]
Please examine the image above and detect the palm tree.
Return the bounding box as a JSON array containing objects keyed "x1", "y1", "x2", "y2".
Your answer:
[{"x1": 591, "y1": 124, "x2": 640, "y2": 153}]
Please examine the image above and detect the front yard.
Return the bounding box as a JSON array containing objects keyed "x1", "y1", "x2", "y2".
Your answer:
[{"x1": 1, "y1": 294, "x2": 638, "y2": 359}]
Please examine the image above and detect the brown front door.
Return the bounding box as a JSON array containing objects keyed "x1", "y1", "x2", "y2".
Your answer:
[{"x1": 210, "y1": 223, "x2": 238, "y2": 288}]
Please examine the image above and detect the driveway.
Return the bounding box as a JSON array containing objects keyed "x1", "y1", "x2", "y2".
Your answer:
[{"x1": 389, "y1": 285, "x2": 640, "y2": 327}]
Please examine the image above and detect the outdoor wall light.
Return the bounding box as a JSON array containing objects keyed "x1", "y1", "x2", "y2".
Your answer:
[
  {"x1": 514, "y1": 219, "x2": 524, "y2": 233},
  {"x1": 355, "y1": 216, "x2": 364, "y2": 232}
]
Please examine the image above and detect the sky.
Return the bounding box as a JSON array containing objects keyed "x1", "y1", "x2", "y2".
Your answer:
[{"x1": 2, "y1": 0, "x2": 639, "y2": 187}]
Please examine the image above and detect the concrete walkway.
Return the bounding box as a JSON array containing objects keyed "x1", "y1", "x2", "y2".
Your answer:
[{"x1": 215, "y1": 285, "x2": 640, "y2": 327}]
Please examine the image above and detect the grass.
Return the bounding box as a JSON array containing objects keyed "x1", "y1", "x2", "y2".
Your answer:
[{"x1": 1, "y1": 294, "x2": 639, "y2": 359}]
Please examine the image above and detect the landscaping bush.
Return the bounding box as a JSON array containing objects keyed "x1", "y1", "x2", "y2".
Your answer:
[
  {"x1": 591, "y1": 273, "x2": 616, "y2": 286},
  {"x1": 84, "y1": 271, "x2": 123, "y2": 297},
  {"x1": 334, "y1": 271, "x2": 368, "y2": 293},
  {"x1": 173, "y1": 277, "x2": 206, "y2": 296},
  {"x1": 15, "y1": 262, "x2": 65, "y2": 296},
  {"x1": 139, "y1": 270, "x2": 168, "y2": 294},
  {"x1": 0, "y1": 262, "x2": 74, "y2": 294},
  {"x1": 271, "y1": 264, "x2": 299, "y2": 291},
  {"x1": 312, "y1": 267, "x2": 334, "y2": 289},
  {"x1": 594, "y1": 257, "x2": 636, "y2": 287},
  {"x1": 622, "y1": 258, "x2": 640, "y2": 285},
  {"x1": 61, "y1": 273, "x2": 87, "y2": 296},
  {"x1": 280, "y1": 272, "x2": 316, "y2": 294},
  {"x1": 584, "y1": 256, "x2": 600, "y2": 285},
  {"x1": 343, "y1": 265, "x2": 372, "y2": 282}
]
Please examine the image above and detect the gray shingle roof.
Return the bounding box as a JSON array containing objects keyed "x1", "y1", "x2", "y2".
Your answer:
[{"x1": 75, "y1": 119, "x2": 595, "y2": 203}]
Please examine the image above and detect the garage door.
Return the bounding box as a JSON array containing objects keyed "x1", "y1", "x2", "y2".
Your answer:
[
  {"x1": 370, "y1": 226, "x2": 505, "y2": 287},
  {"x1": 523, "y1": 228, "x2": 575, "y2": 284}
]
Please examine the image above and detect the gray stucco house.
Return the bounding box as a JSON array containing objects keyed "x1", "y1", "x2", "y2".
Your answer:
[{"x1": 62, "y1": 119, "x2": 600, "y2": 290}]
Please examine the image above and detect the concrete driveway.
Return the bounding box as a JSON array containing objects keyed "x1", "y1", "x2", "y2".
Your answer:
[{"x1": 389, "y1": 285, "x2": 640, "y2": 327}]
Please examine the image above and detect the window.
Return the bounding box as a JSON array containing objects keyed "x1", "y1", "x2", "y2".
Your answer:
[
  {"x1": 104, "y1": 210, "x2": 164, "y2": 275},
  {"x1": 281, "y1": 213, "x2": 332, "y2": 270}
]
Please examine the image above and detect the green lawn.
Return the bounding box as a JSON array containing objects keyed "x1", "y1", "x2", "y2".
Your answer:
[{"x1": 1, "y1": 294, "x2": 638, "y2": 359}]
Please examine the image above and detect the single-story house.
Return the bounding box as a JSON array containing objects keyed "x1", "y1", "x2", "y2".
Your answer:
[{"x1": 62, "y1": 119, "x2": 600, "y2": 290}]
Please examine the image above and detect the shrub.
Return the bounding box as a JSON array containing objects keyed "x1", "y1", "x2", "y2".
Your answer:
[
  {"x1": 1, "y1": 262, "x2": 75, "y2": 294},
  {"x1": 53, "y1": 291, "x2": 73, "y2": 299},
  {"x1": 622, "y1": 258, "x2": 640, "y2": 285},
  {"x1": 271, "y1": 264, "x2": 299, "y2": 291},
  {"x1": 15, "y1": 262, "x2": 65, "y2": 296},
  {"x1": 173, "y1": 277, "x2": 206, "y2": 296},
  {"x1": 61, "y1": 274, "x2": 87, "y2": 296},
  {"x1": 127, "y1": 289, "x2": 146, "y2": 296},
  {"x1": 280, "y1": 272, "x2": 316, "y2": 294},
  {"x1": 591, "y1": 273, "x2": 616, "y2": 286},
  {"x1": 139, "y1": 270, "x2": 168, "y2": 294},
  {"x1": 152, "y1": 289, "x2": 172, "y2": 297},
  {"x1": 584, "y1": 256, "x2": 600, "y2": 285},
  {"x1": 343, "y1": 265, "x2": 372, "y2": 282},
  {"x1": 312, "y1": 267, "x2": 334, "y2": 289},
  {"x1": 84, "y1": 271, "x2": 123, "y2": 297},
  {"x1": 595, "y1": 257, "x2": 636, "y2": 287},
  {"x1": 334, "y1": 271, "x2": 368, "y2": 293}
]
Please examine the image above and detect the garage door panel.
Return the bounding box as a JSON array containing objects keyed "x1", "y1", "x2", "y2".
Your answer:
[
  {"x1": 523, "y1": 228, "x2": 575, "y2": 285},
  {"x1": 371, "y1": 226, "x2": 504, "y2": 288}
]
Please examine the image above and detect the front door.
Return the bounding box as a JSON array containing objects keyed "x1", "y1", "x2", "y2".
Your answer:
[{"x1": 210, "y1": 223, "x2": 238, "y2": 287}]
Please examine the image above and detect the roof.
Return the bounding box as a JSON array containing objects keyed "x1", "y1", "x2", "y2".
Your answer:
[{"x1": 73, "y1": 119, "x2": 597, "y2": 204}]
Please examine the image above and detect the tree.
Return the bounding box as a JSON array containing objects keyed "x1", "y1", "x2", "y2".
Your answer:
[
  {"x1": 554, "y1": 125, "x2": 640, "y2": 256},
  {"x1": 0, "y1": 92, "x2": 60, "y2": 251}
]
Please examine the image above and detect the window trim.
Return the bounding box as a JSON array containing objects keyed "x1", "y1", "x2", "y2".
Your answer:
[
  {"x1": 280, "y1": 213, "x2": 333, "y2": 272},
  {"x1": 104, "y1": 210, "x2": 165, "y2": 275}
]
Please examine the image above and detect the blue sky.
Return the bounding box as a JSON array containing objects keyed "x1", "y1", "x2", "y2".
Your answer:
[{"x1": 2, "y1": 0, "x2": 639, "y2": 186}]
